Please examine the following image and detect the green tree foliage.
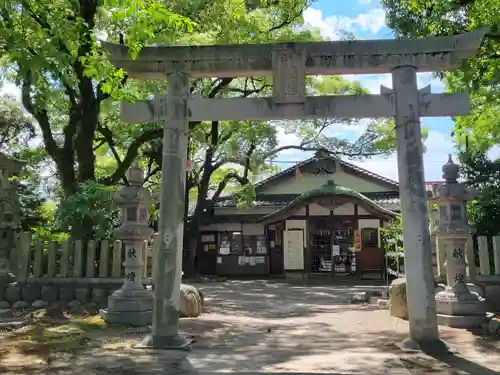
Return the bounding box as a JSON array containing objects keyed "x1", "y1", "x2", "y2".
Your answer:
[
  {"x1": 381, "y1": 0, "x2": 500, "y2": 151},
  {"x1": 0, "y1": 94, "x2": 47, "y2": 230},
  {"x1": 0, "y1": 0, "x2": 412, "y2": 243},
  {"x1": 460, "y1": 150, "x2": 500, "y2": 235},
  {"x1": 381, "y1": 0, "x2": 500, "y2": 237}
]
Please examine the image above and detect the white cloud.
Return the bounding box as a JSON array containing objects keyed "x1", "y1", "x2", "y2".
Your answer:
[
  {"x1": 350, "y1": 129, "x2": 455, "y2": 181},
  {"x1": 0, "y1": 81, "x2": 21, "y2": 102},
  {"x1": 302, "y1": 7, "x2": 387, "y2": 38}
]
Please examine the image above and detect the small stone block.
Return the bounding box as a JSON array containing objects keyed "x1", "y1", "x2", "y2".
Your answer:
[
  {"x1": 99, "y1": 308, "x2": 152, "y2": 326},
  {"x1": 91, "y1": 288, "x2": 109, "y2": 304},
  {"x1": 12, "y1": 300, "x2": 29, "y2": 310},
  {"x1": 41, "y1": 286, "x2": 59, "y2": 303},
  {"x1": 350, "y1": 292, "x2": 368, "y2": 304},
  {"x1": 59, "y1": 287, "x2": 75, "y2": 302},
  {"x1": 4, "y1": 285, "x2": 20, "y2": 304},
  {"x1": 21, "y1": 284, "x2": 41, "y2": 303},
  {"x1": 31, "y1": 300, "x2": 49, "y2": 309},
  {"x1": 75, "y1": 288, "x2": 91, "y2": 302}
]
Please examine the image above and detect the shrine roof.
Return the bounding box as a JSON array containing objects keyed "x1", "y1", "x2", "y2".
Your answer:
[
  {"x1": 254, "y1": 154, "x2": 400, "y2": 193},
  {"x1": 256, "y1": 180, "x2": 398, "y2": 224}
]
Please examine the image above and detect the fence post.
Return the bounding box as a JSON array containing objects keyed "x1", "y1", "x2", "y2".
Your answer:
[
  {"x1": 73, "y1": 240, "x2": 83, "y2": 278},
  {"x1": 477, "y1": 236, "x2": 491, "y2": 276},
  {"x1": 492, "y1": 236, "x2": 500, "y2": 275},
  {"x1": 86, "y1": 240, "x2": 96, "y2": 277},
  {"x1": 46, "y1": 241, "x2": 57, "y2": 277},
  {"x1": 99, "y1": 240, "x2": 110, "y2": 277},
  {"x1": 111, "y1": 240, "x2": 122, "y2": 277},
  {"x1": 466, "y1": 234, "x2": 477, "y2": 281},
  {"x1": 33, "y1": 239, "x2": 44, "y2": 277},
  {"x1": 436, "y1": 237, "x2": 446, "y2": 280},
  {"x1": 16, "y1": 232, "x2": 31, "y2": 280},
  {"x1": 59, "y1": 240, "x2": 71, "y2": 277}
]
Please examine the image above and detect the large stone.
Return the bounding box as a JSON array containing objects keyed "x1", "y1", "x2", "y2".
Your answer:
[
  {"x1": 389, "y1": 278, "x2": 408, "y2": 320},
  {"x1": 59, "y1": 287, "x2": 75, "y2": 302},
  {"x1": 0, "y1": 300, "x2": 10, "y2": 309},
  {"x1": 21, "y1": 284, "x2": 41, "y2": 303},
  {"x1": 75, "y1": 288, "x2": 91, "y2": 303},
  {"x1": 41, "y1": 286, "x2": 59, "y2": 303},
  {"x1": 12, "y1": 300, "x2": 29, "y2": 310},
  {"x1": 4, "y1": 285, "x2": 20, "y2": 304},
  {"x1": 91, "y1": 288, "x2": 109, "y2": 305},
  {"x1": 180, "y1": 284, "x2": 204, "y2": 318},
  {"x1": 32, "y1": 300, "x2": 49, "y2": 309}
]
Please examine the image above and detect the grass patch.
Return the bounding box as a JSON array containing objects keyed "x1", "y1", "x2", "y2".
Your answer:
[{"x1": 0, "y1": 311, "x2": 131, "y2": 362}]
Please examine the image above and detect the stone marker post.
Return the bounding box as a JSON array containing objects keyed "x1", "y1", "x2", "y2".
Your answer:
[
  {"x1": 0, "y1": 154, "x2": 23, "y2": 286},
  {"x1": 140, "y1": 72, "x2": 191, "y2": 349},
  {"x1": 100, "y1": 164, "x2": 154, "y2": 326},
  {"x1": 433, "y1": 156, "x2": 486, "y2": 328},
  {"x1": 387, "y1": 67, "x2": 444, "y2": 352}
]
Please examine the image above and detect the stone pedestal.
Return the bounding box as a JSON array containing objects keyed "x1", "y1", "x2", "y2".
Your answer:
[
  {"x1": 100, "y1": 164, "x2": 154, "y2": 326},
  {"x1": 433, "y1": 156, "x2": 487, "y2": 328},
  {"x1": 435, "y1": 236, "x2": 487, "y2": 328}
]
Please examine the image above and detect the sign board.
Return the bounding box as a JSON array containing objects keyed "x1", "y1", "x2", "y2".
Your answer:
[
  {"x1": 354, "y1": 230, "x2": 362, "y2": 251},
  {"x1": 283, "y1": 229, "x2": 304, "y2": 270}
]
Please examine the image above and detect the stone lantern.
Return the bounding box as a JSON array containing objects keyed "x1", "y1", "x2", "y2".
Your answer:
[
  {"x1": 433, "y1": 155, "x2": 486, "y2": 328},
  {"x1": 0, "y1": 153, "x2": 23, "y2": 286},
  {"x1": 100, "y1": 163, "x2": 154, "y2": 326}
]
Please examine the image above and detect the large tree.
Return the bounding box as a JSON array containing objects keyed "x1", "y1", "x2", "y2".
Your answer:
[
  {"x1": 0, "y1": 0, "x2": 314, "y2": 239},
  {"x1": 381, "y1": 0, "x2": 500, "y2": 234}
]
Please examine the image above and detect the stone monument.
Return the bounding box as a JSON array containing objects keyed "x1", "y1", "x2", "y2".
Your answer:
[
  {"x1": 104, "y1": 29, "x2": 485, "y2": 351},
  {"x1": 433, "y1": 155, "x2": 487, "y2": 328},
  {"x1": 0, "y1": 153, "x2": 23, "y2": 286},
  {"x1": 100, "y1": 164, "x2": 154, "y2": 326}
]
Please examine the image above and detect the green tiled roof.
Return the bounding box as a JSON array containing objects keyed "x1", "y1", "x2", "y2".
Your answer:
[{"x1": 257, "y1": 180, "x2": 399, "y2": 223}]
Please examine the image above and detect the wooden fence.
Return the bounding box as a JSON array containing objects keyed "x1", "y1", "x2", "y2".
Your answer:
[
  {"x1": 9, "y1": 232, "x2": 155, "y2": 281},
  {"x1": 474, "y1": 235, "x2": 500, "y2": 282}
]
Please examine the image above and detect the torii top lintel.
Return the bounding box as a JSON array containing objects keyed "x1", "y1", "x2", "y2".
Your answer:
[{"x1": 103, "y1": 30, "x2": 485, "y2": 79}]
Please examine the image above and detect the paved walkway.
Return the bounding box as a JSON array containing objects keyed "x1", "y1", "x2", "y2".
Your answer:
[{"x1": 3, "y1": 280, "x2": 500, "y2": 374}]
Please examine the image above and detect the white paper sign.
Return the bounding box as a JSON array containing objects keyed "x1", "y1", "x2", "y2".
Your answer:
[
  {"x1": 249, "y1": 257, "x2": 256, "y2": 266},
  {"x1": 256, "y1": 256, "x2": 265, "y2": 264},
  {"x1": 238, "y1": 256, "x2": 245, "y2": 265},
  {"x1": 217, "y1": 257, "x2": 222, "y2": 264},
  {"x1": 283, "y1": 230, "x2": 304, "y2": 270}
]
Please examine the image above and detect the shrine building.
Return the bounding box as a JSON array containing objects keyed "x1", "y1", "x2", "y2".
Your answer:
[{"x1": 193, "y1": 151, "x2": 409, "y2": 279}]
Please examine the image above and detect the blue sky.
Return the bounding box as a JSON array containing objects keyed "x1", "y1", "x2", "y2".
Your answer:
[{"x1": 273, "y1": 0, "x2": 458, "y2": 182}]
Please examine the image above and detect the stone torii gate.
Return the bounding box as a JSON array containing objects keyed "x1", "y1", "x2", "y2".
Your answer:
[{"x1": 104, "y1": 29, "x2": 485, "y2": 351}]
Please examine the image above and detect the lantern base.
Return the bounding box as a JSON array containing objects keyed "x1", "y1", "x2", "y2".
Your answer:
[
  {"x1": 436, "y1": 287, "x2": 487, "y2": 328},
  {"x1": 100, "y1": 287, "x2": 154, "y2": 326},
  {"x1": 100, "y1": 308, "x2": 152, "y2": 326}
]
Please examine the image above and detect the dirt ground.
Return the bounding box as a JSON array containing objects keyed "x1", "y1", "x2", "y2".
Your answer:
[{"x1": 1, "y1": 280, "x2": 499, "y2": 375}]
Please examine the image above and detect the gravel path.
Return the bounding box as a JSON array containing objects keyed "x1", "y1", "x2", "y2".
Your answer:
[{"x1": 2, "y1": 280, "x2": 499, "y2": 374}]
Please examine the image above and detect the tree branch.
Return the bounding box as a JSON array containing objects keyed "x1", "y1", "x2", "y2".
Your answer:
[{"x1": 100, "y1": 127, "x2": 163, "y2": 185}]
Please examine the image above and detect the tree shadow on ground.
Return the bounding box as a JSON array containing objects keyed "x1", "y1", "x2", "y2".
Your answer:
[
  {"x1": 198, "y1": 280, "x2": 385, "y2": 319},
  {"x1": 1, "y1": 280, "x2": 499, "y2": 375}
]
